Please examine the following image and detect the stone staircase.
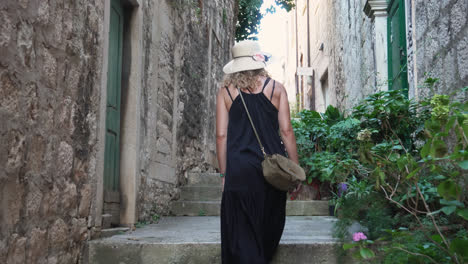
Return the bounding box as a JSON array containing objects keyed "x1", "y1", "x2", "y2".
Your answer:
[
  {"x1": 170, "y1": 172, "x2": 330, "y2": 216},
  {"x1": 87, "y1": 172, "x2": 354, "y2": 264}
]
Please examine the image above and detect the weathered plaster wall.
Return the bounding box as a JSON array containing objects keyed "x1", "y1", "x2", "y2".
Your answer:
[
  {"x1": 413, "y1": 0, "x2": 468, "y2": 100},
  {"x1": 137, "y1": 0, "x2": 237, "y2": 221},
  {"x1": 0, "y1": 0, "x2": 104, "y2": 263}
]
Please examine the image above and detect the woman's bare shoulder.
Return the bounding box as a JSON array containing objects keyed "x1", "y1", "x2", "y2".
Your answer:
[{"x1": 271, "y1": 79, "x2": 287, "y2": 95}]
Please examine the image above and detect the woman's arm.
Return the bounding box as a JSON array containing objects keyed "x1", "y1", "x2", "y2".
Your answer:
[
  {"x1": 277, "y1": 84, "x2": 299, "y2": 164},
  {"x1": 216, "y1": 86, "x2": 229, "y2": 188}
]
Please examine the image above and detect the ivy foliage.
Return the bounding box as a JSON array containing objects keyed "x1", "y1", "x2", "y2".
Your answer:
[{"x1": 236, "y1": 0, "x2": 295, "y2": 41}]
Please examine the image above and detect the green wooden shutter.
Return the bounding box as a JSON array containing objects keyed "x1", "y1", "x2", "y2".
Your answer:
[
  {"x1": 387, "y1": 0, "x2": 409, "y2": 96},
  {"x1": 104, "y1": 0, "x2": 124, "y2": 192}
]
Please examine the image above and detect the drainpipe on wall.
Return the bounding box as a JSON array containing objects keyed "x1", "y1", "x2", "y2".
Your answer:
[
  {"x1": 295, "y1": 0, "x2": 299, "y2": 111},
  {"x1": 306, "y1": 0, "x2": 314, "y2": 110}
]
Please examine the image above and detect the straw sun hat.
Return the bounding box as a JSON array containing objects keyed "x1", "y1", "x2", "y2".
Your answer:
[{"x1": 223, "y1": 40, "x2": 272, "y2": 74}]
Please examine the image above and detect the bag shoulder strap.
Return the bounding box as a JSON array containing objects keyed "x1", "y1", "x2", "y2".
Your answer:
[{"x1": 237, "y1": 87, "x2": 267, "y2": 157}]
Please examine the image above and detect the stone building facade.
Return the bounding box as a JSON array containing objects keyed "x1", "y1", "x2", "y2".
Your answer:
[
  {"x1": 0, "y1": 0, "x2": 237, "y2": 263},
  {"x1": 284, "y1": 0, "x2": 467, "y2": 113}
]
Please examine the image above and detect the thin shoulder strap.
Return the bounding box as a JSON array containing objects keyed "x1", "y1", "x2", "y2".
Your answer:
[
  {"x1": 270, "y1": 80, "x2": 276, "y2": 100},
  {"x1": 225, "y1": 86, "x2": 234, "y2": 102},
  {"x1": 261, "y1": 77, "x2": 271, "y2": 92}
]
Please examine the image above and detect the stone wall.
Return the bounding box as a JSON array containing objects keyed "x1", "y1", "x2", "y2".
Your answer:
[
  {"x1": 288, "y1": 0, "x2": 379, "y2": 113},
  {"x1": 328, "y1": 0, "x2": 378, "y2": 113},
  {"x1": 136, "y1": 0, "x2": 237, "y2": 221},
  {"x1": 0, "y1": 0, "x2": 104, "y2": 263},
  {"x1": 0, "y1": 0, "x2": 238, "y2": 262},
  {"x1": 308, "y1": 0, "x2": 468, "y2": 112},
  {"x1": 413, "y1": 0, "x2": 468, "y2": 100}
]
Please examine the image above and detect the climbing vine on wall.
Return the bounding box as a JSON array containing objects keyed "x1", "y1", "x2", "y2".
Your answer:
[{"x1": 236, "y1": 0, "x2": 295, "y2": 41}]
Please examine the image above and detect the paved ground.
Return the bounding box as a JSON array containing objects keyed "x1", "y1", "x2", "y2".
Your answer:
[{"x1": 99, "y1": 216, "x2": 339, "y2": 244}]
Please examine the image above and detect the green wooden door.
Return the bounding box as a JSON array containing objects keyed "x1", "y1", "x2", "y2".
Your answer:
[
  {"x1": 104, "y1": 0, "x2": 123, "y2": 192},
  {"x1": 387, "y1": 0, "x2": 409, "y2": 96}
]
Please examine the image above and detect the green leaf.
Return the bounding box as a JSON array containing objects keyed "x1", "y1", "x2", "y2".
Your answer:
[
  {"x1": 437, "y1": 180, "x2": 460, "y2": 200},
  {"x1": 406, "y1": 167, "x2": 422, "y2": 180},
  {"x1": 421, "y1": 140, "x2": 431, "y2": 158},
  {"x1": 457, "y1": 209, "x2": 468, "y2": 220},
  {"x1": 343, "y1": 243, "x2": 358, "y2": 250},
  {"x1": 379, "y1": 170, "x2": 385, "y2": 182},
  {"x1": 431, "y1": 140, "x2": 447, "y2": 158},
  {"x1": 439, "y1": 199, "x2": 464, "y2": 207},
  {"x1": 359, "y1": 247, "x2": 375, "y2": 259},
  {"x1": 397, "y1": 156, "x2": 408, "y2": 171},
  {"x1": 392, "y1": 145, "x2": 403, "y2": 150},
  {"x1": 389, "y1": 153, "x2": 400, "y2": 162},
  {"x1": 431, "y1": 234, "x2": 443, "y2": 244},
  {"x1": 445, "y1": 116, "x2": 456, "y2": 132},
  {"x1": 450, "y1": 239, "x2": 468, "y2": 260},
  {"x1": 425, "y1": 119, "x2": 441, "y2": 131},
  {"x1": 440, "y1": 205, "x2": 457, "y2": 215},
  {"x1": 457, "y1": 160, "x2": 468, "y2": 170},
  {"x1": 352, "y1": 250, "x2": 362, "y2": 259}
]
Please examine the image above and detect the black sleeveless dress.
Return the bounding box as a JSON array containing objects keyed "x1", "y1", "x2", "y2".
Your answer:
[{"x1": 221, "y1": 78, "x2": 287, "y2": 264}]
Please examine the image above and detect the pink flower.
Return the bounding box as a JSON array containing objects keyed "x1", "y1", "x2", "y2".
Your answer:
[
  {"x1": 252, "y1": 53, "x2": 265, "y2": 62},
  {"x1": 352, "y1": 232, "x2": 367, "y2": 242}
]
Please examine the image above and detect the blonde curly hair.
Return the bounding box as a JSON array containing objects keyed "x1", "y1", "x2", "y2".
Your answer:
[{"x1": 222, "y1": 69, "x2": 270, "y2": 91}]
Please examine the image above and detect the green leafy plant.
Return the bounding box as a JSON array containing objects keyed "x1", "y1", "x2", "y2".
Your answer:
[
  {"x1": 293, "y1": 85, "x2": 467, "y2": 263},
  {"x1": 343, "y1": 232, "x2": 376, "y2": 260}
]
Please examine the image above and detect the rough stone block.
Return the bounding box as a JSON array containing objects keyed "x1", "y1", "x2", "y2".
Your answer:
[
  {"x1": 1, "y1": 180, "x2": 24, "y2": 232},
  {"x1": 79, "y1": 183, "x2": 92, "y2": 217},
  {"x1": 186, "y1": 172, "x2": 222, "y2": 186},
  {"x1": 60, "y1": 181, "x2": 78, "y2": 217},
  {"x1": 148, "y1": 161, "x2": 176, "y2": 184},
  {"x1": 5, "y1": 130, "x2": 24, "y2": 174},
  {"x1": 0, "y1": 11, "x2": 14, "y2": 47},
  {"x1": 57, "y1": 141, "x2": 73, "y2": 178},
  {"x1": 25, "y1": 179, "x2": 43, "y2": 218},
  {"x1": 71, "y1": 218, "x2": 88, "y2": 242},
  {"x1": 16, "y1": 21, "x2": 35, "y2": 67},
  {"x1": 26, "y1": 228, "x2": 47, "y2": 264},
  {"x1": 457, "y1": 34, "x2": 468, "y2": 80},
  {"x1": 156, "y1": 137, "x2": 171, "y2": 154},
  {"x1": 40, "y1": 45, "x2": 57, "y2": 88},
  {"x1": 450, "y1": 0, "x2": 467, "y2": 37},
  {"x1": 6, "y1": 235, "x2": 26, "y2": 264},
  {"x1": 48, "y1": 218, "x2": 69, "y2": 251}
]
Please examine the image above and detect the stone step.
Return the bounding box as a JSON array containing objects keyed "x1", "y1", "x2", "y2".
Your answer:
[
  {"x1": 170, "y1": 200, "x2": 330, "y2": 216},
  {"x1": 179, "y1": 186, "x2": 223, "y2": 201},
  {"x1": 186, "y1": 172, "x2": 222, "y2": 186},
  {"x1": 87, "y1": 216, "x2": 355, "y2": 264}
]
